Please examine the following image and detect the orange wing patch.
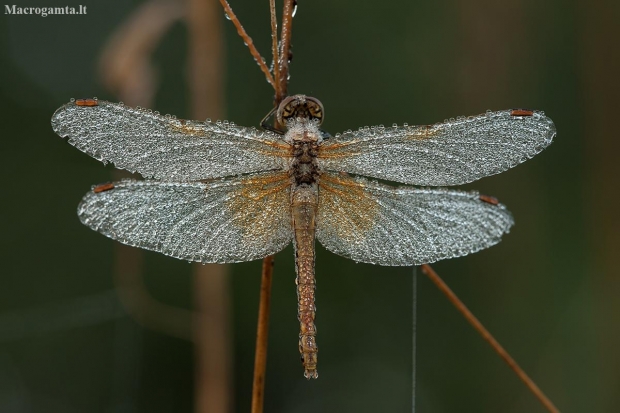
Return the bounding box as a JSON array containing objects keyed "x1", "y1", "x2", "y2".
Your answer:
[
  {"x1": 167, "y1": 120, "x2": 292, "y2": 159},
  {"x1": 225, "y1": 172, "x2": 292, "y2": 244},
  {"x1": 318, "y1": 173, "x2": 381, "y2": 242},
  {"x1": 318, "y1": 125, "x2": 440, "y2": 160}
]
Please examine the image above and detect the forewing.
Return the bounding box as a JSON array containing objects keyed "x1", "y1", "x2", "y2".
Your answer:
[
  {"x1": 316, "y1": 173, "x2": 513, "y2": 266},
  {"x1": 52, "y1": 100, "x2": 291, "y2": 180},
  {"x1": 318, "y1": 110, "x2": 555, "y2": 186},
  {"x1": 78, "y1": 172, "x2": 293, "y2": 263}
]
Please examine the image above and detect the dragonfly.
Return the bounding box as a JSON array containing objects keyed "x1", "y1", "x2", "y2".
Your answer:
[{"x1": 51, "y1": 95, "x2": 555, "y2": 379}]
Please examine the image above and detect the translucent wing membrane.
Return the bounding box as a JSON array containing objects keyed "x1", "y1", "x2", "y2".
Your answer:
[
  {"x1": 318, "y1": 110, "x2": 555, "y2": 186},
  {"x1": 316, "y1": 173, "x2": 514, "y2": 266},
  {"x1": 78, "y1": 172, "x2": 293, "y2": 263},
  {"x1": 52, "y1": 100, "x2": 291, "y2": 180}
]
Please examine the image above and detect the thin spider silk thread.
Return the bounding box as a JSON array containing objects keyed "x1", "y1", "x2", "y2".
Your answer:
[{"x1": 412, "y1": 266, "x2": 417, "y2": 413}]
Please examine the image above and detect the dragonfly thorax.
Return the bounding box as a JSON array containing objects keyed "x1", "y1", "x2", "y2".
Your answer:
[
  {"x1": 285, "y1": 118, "x2": 323, "y2": 143},
  {"x1": 286, "y1": 119, "x2": 322, "y2": 185}
]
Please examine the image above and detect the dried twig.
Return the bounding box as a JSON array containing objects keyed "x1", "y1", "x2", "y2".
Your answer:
[
  {"x1": 220, "y1": 0, "x2": 295, "y2": 413},
  {"x1": 420, "y1": 264, "x2": 560, "y2": 413},
  {"x1": 270, "y1": 0, "x2": 280, "y2": 90},
  {"x1": 250, "y1": 1, "x2": 296, "y2": 410},
  {"x1": 251, "y1": 256, "x2": 275, "y2": 413},
  {"x1": 276, "y1": 0, "x2": 296, "y2": 101},
  {"x1": 218, "y1": 0, "x2": 275, "y2": 88}
]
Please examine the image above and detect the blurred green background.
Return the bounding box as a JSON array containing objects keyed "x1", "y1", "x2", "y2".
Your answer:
[{"x1": 1, "y1": 0, "x2": 618, "y2": 412}]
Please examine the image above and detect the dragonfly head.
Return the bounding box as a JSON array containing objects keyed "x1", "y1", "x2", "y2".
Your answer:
[{"x1": 277, "y1": 95, "x2": 324, "y2": 126}]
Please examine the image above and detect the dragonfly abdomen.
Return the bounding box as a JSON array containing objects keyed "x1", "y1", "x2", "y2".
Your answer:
[{"x1": 291, "y1": 184, "x2": 319, "y2": 379}]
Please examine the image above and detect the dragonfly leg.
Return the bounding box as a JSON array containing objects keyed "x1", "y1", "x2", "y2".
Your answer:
[{"x1": 260, "y1": 105, "x2": 285, "y2": 134}]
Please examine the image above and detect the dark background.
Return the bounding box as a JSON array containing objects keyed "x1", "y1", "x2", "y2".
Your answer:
[{"x1": 1, "y1": 0, "x2": 618, "y2": 412}]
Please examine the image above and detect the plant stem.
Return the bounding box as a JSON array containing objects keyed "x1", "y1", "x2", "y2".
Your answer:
[
  {"x1": 420, "y1": 264, "x2": 560, "y2": 413},
  {"x1": 251, "y1": 256, "x2": 275, "y2": 413},
  {"x1": 276, "y1": 0, "x2": 296, "y2": 102}
]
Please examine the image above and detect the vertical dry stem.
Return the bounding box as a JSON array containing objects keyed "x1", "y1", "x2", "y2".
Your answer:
[
  {"x1": 250, "y1": 1, "x2": 296, "y2": 410},
  {"x1": 276, "y1": 0, "x2": 295, "y2": 102},
  {"x1": 270, "y1": 0, "x2": 280, "y2": 90},
  {"x1": 420, "y1": 264, "x2": 560, "y2": 413},
  {"x1": 251, "y1": 256, "x2": 275, "y2": 413}
]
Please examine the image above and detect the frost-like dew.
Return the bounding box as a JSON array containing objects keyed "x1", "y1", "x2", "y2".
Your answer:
[
  {"x1": 52, "y1": 95, "x2": 556, "y2": 379},
  {"x1": 51, "y1": 100, "x2": 290, "y2": 181},
  {"x1": 316, "y1": 173, "x2": 513, "y2": 266},
  {"x1": 319, "y1": 110, "x2": 555, "y2": 186},
  {"x1": 78, "y1": 174, "x2": 293, "y2": 263}
]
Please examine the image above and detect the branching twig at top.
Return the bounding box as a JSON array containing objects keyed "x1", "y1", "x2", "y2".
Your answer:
[
  {"x1": 420, "y1": 264, "x2": 561, "y2": 413},
  {"x1": 270, "y1": 0, "x2": 280, "y2": 92},
  {"x1": 276, "y1": 0, "x2": 296, "y2": 102},
  {"x1": 218, "y1": 0, "x2": 275, "y2": 88}
]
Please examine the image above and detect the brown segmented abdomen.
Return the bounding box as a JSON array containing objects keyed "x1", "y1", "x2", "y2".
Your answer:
[{"x1": 291, "y1": 183, "x2": 319, "y2": 379}]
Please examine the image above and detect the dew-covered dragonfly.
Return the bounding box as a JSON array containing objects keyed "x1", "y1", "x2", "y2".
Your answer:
[{"x1": 51, "y1": 95, "x2": 555, "y2": 379}]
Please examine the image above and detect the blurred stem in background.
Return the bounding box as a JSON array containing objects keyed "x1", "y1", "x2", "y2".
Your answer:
[
  {"x1": 99, "y1": 0, "x2": 232, "y2": 412},
  {"x1": 100, "y1": 0, "x2": 193, "y2": 340},
  {"x1": 187, "y1": 0, "x2": 231, "y2": 412}
]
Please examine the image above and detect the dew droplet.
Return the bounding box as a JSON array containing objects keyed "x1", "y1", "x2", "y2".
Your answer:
[
  {"x1": 292, "y1": 2, "x2": 298, "y2": 17},
  {"x1": 70, "y1": 98, "x2": 75, "y2": 102},
  {"x1": 224, "y1": 12, "x2": 231, "y2": 20}
]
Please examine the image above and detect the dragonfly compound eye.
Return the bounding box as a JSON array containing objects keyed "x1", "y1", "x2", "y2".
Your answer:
[{"x1": 277, "y1": 95, "x2": 324, "y2": 125}]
